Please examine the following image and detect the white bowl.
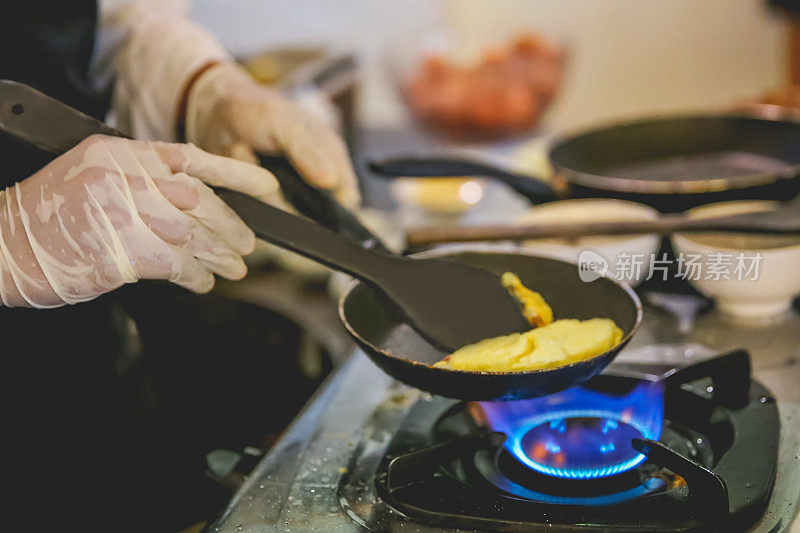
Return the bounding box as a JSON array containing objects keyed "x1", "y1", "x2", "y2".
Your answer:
[
  {"x1": 671, "y1": 200, "x2": 800, "y2": 318},
  {"x1": 515, "y1": 199, "x2": 661, "y2": 286}
]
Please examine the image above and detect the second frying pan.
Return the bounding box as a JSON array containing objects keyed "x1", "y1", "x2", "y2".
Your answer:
[{"x1": 371, "y1": 114, "x2": 800, "y2": 212}]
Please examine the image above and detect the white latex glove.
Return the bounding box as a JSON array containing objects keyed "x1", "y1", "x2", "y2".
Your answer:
[
  {"x1": 185, "y1": 62, "x2": 361, "y2": 208},
  {"x1": 0, "y1": 135, "x2": 278, "y2": 308},
  {"x1": 96, "y1": 0, "x2": 231, "y2": 142}
]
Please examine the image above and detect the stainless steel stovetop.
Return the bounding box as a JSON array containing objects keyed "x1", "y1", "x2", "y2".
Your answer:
[{"x1": 208, "y1": 300, "x2": 800, "y2": 532}]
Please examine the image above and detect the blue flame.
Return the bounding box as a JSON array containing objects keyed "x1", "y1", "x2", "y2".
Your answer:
[{"x1": 479, "y1": 381, "x2": 664, "y2": 479}]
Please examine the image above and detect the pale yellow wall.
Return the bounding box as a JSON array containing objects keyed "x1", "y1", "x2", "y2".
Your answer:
[
  {"x1": 193, "y1": 0, "x2": 790, "y2": 132},
  {"x1": 442, "y1": 0, "x2": 789, "y2": 131}
]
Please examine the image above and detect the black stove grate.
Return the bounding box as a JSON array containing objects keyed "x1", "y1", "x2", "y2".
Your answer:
[{"x1": 372, "y1": 350, "x2": 779, "y2": 532}]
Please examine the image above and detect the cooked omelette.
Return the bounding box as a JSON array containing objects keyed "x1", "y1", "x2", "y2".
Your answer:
[{"x1": 434, "y1": 272, "x2": 622, "y2": 372}]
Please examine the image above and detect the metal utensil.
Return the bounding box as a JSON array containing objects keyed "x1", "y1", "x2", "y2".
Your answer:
[
  {"x1": 404, "y1": 201, "x2": 800, "y2": 247},
  {"x1": 0, "y1": 79, "x2": 530, "y2": 353}
]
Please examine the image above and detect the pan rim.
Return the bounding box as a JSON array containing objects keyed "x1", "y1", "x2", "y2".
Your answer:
[
  {"x1": 548, "y1": 111, "x2": 800, "y2": 195},
  {"x1": 337, "y1": 244, "x2": 643, "y2": 377}
]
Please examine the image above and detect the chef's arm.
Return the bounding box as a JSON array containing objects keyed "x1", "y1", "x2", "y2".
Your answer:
[
  {"x1": 93, "y1": 0, "x2": 229, "y2": 142},
  {"x1": 94, "y1": 0, "x2": 359, "y2": 207}
]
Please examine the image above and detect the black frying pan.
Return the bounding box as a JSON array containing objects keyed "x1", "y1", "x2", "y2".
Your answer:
[
  {"x1": 340, "y1": 248, "x2": 641, "y2": 400},
  {"x1": 0, "y1": 80, "x2": 642, "y2": 401},
  {"x1": 371, "y1": 114, "x2": 800, "y2": 212}
]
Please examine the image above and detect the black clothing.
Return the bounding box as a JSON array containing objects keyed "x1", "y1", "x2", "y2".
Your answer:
[
  {"x1": 0, "y1": 3, "x2": 169, "y2": 529},
  {"x1": 0, "y1": 3, "x2": 323, "y2": 532},
  {"x1": 2, "y1": 287, "x2": 327, "y2": 533},
  {"x1": 772, "y1": 0, "x2": 800, "y2": 16},
  {"x1": 0, "y1": 0, "x2": 107, "y2": 183}
]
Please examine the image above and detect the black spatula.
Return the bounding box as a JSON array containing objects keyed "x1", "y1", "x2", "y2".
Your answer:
[
  {"x1": 0, "y1": 80, "x2": 530, "y2": 352},
  {"x1": 219, "y1": 190, "x2": 530, "y2": 350}
]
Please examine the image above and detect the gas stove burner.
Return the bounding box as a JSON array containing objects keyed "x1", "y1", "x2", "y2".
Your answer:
[
  {"x1": 477, "y1": 380, "x2": 663, "y2": 479},
  {"x1": 516, "y1": 416, "x2": 648, "y2": 478},
  {"x1": 372, "y1": 350, "x2": 780, "y2": 531},
  {"x1": 480, "y1": 419, "x2": 713, "y2": 506}
]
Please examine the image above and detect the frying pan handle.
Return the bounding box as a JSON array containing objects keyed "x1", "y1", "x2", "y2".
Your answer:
[
  {"x1": 259, "y1": 154, "x2": 392, "y2": 255},
  {"x1": 369, "y1": 156, "x2": 558, "y2": 204}
]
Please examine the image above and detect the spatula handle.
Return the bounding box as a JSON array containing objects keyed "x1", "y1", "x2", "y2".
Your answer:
[
  {"x1": 259, "y1": 154, "x2": 392, "y2": 254},
  {"x1": 219, "y1": 190, "x2": 396, "y2": 284}
]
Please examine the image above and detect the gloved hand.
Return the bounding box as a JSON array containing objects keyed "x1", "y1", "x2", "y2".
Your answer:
[
  {"x1": 0, "y1": 135, "x2": 278, "y2": 308},
  {"x1": 185, "y1": 62, "x2": 360, "y2": 208}
]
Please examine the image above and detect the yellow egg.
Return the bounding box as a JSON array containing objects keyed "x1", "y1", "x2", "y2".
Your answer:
[
  {"x1": 501, "y1": 272, "x2": 553, "y2": 326},
  {"x1": 434, "y1": 272, "x2": 622, "y2": 372},
  {"x1": 434, "y1": 318, "x2": 622, "y2": 372}
]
